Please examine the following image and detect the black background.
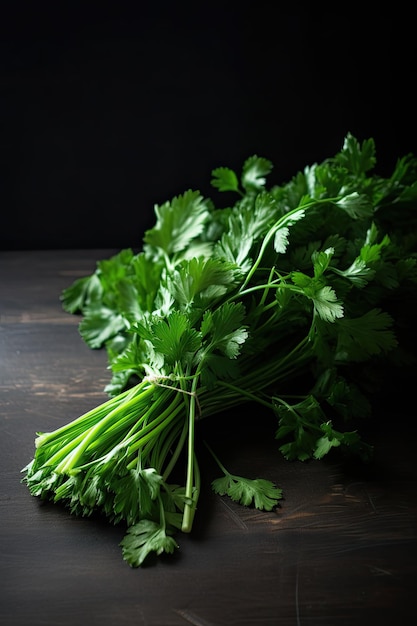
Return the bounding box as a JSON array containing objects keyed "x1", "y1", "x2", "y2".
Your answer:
[{"x1": 1, "y1": 1, "x2": 416, "y2": 251}]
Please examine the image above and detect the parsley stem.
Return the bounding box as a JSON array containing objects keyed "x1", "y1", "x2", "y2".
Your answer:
[
  {"x1": 215, "y1": 381, "x2": 273, "y2": 409},
  {"x1": 182, "y1": 376, "x2": 200, "y2": 532},
  {"x1": 54, "y1": 384, "x2": 155, "y2": 473}
]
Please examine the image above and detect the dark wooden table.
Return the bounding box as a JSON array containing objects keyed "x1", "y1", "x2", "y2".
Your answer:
[{"x1": 1, "y1": 249, "x2": 416, "y2": 626}]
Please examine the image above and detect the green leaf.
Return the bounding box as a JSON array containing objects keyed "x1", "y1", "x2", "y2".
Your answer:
[
  {"x1": 144, "y1": 190, "x2": 210, "y2": 255},
  {"x1": 313, "y1": 421, "x2": 366, "y2": 460},
  {"x1": 170, "y1": 257, "x2": 240, "y2": 309},
  {"x1": 335, "y1": 308, "x2": 397, "y2": 361},
  {"x1": 333, "y1": 257, "x2": 374, "y2": 287},
  {"x1": 335, "y1": 132, "x2": 376, "y2": 176},
  {"x1": 151, "y1": 311, "x2": 202, "y2": 367},
  {"x1": 112, "y1": 467, "x2": 163, "y2": 524},
  {"x1": 129, "y1": 253, "x2": 164, "y2": 312},
  {"x1": 241, "y1": 155, "x2": 273, "y2": 192},
  {"x1": 292, "y1": 270, "x2": 344, "y2": 323},
  {"x1": 313, "y1": 422, "x2": 342, "y2": 459},
  {"x1": 110, "y1": 337, "x2": 144, "y2": 374},
  {"x1": 211, "y1": 166, "x2": 240, "y2": 193},
  {"x1": 120, "y1": 519, "x2": 179, "y2": 567},
  {"x1": 79, "y1": 307, "x2": 127, "y2": 349},
  {"x1": 274, "y1": 395, "x2": 328, "y2": 461},
  {"x1": 273, "y1": 207, "x2": 306, "y2": 254},
  {"x1": 200, "y1": 301, "x2": 248, "y2": 357},
  {"x1": 312, "y1": 285, "x2": 344, "y2": 322},
  {"x1": 60, "y1": 274, "x2": 101, "y2": 314},
  {"x1": 312, "y1": 247, "x2": 334, "y2": 279},
  {"x1": 335, "y1": 192, "x2": 374, "y2": 219},
  {"x1": 212, "y1": 474, "x2": 282, "y2": 511},
  {"x1": 96, "y1": 248, "x2": 136, "y2": 289}
]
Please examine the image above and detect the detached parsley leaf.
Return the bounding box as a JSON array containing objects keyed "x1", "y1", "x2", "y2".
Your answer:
[
  {"x1": 208, "y1": 443, "x2": 282, "y2": 511},
  {"x1": 212, "y1": 474, "x2": 282, "y2": 511},
  {"x1": 120, "y1": 519, "x2": 179, "y2": 567}
]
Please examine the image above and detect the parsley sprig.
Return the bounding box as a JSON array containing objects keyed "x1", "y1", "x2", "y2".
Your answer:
[{"x1": 22, "y1": 133, "x2": 417, "y2": 566}]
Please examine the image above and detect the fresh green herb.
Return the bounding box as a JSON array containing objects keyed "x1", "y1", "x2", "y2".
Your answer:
[{"x1": 22, "y1": 133, "x2": 417, "y2": 567}]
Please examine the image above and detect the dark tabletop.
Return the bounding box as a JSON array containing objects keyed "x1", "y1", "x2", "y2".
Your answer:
[{"x1": 1, "y1": 249, "x2": 416, "y2": 626}]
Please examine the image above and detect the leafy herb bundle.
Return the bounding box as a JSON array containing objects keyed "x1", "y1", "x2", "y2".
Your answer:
[{"x1": 22, "y1": 133, "x2": 417, "y2": 567}]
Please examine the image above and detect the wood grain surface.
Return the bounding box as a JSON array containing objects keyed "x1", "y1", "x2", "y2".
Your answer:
[{"x1": 1, "y1": 249, "x2": 416, "y2": 626}]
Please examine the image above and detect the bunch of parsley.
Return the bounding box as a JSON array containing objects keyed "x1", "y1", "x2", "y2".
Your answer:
[{"x1": 22, "y1": 133, "x2": 417, "y2": 567}]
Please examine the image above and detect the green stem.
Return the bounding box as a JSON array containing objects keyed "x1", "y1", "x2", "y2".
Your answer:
[
  {"x1": 204, "y1": 441, "x2": 229, "y2": 476},
  {"x1": 35, "y1": 384, "x2": 141, "y2": 448},
  {"x1": 55, "y1": 381, "x2": 156, "y2": 473},
  {"x1": 239, "y1": 198, "x2": 338, "y2": 293},
  {"x1": 215, "y1": 381, "x2": 273, "y2": 409},
  {"x1": 182, "y1": 451, "x2": 200, "y2": 533},
  {"x1": 181, "y1": 375, "x2": 199, "y2": 533},
  {"x1": 125, "y1": 399, "x2": 184, "y2": 464},
  {"x1": 161, "y1": 416, "x2": 189, "y2": 481}
]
